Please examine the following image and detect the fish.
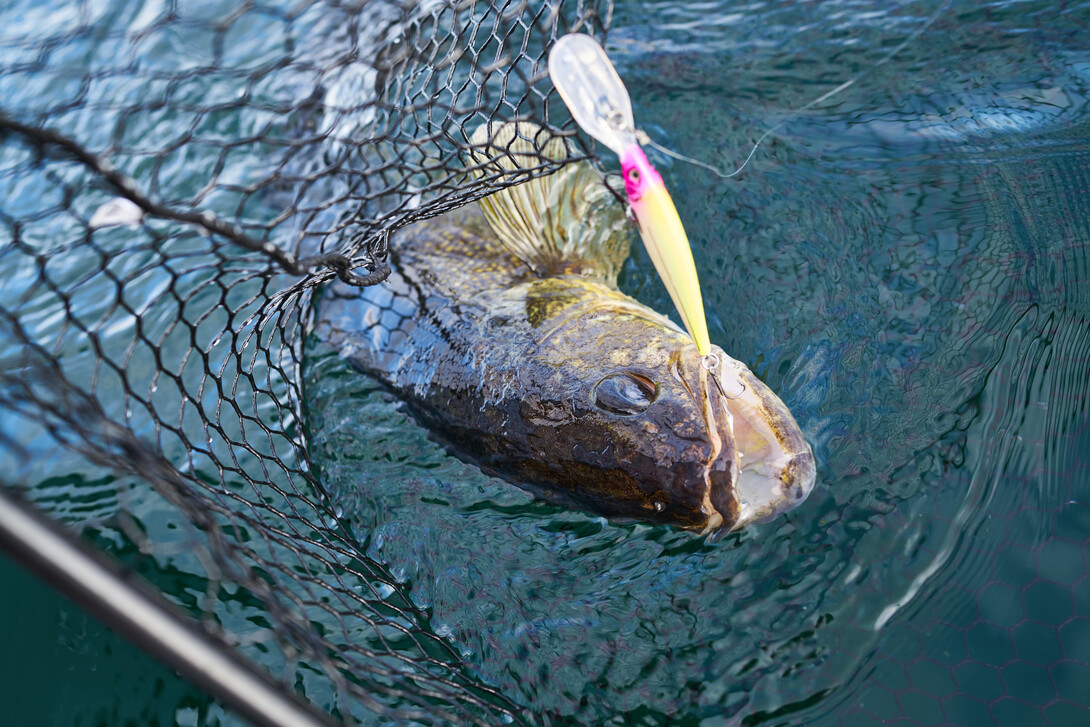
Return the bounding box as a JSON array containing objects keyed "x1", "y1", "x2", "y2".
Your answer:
[{"x1": 313, "y1": 122, "x2": 816, "y2": 532}]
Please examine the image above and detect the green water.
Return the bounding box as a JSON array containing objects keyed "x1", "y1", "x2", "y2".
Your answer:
[
  {"x1": 0, "y1": 552, "x2": 219, "y2": 725},
  {"x1": 3, "y1": 0, "x2": 1090, "y2": 725}
]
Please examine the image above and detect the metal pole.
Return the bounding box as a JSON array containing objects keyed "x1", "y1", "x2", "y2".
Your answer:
[{"x1": 0, "y1": 487, "x2": 336, "y2": 727}]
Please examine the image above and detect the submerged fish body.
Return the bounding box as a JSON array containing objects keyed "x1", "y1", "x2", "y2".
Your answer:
[{"x1": 315, "y1": 124, "x2": 815, "y2": 531}]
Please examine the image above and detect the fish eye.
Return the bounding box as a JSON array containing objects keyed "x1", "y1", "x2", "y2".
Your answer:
[{"x1": 592, "y1": 372, "x2": 657, "y2": 416}]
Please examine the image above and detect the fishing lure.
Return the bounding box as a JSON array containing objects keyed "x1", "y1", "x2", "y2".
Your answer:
[{"x1": 548, "y1": 33, "x2": 711, "y2": 357}]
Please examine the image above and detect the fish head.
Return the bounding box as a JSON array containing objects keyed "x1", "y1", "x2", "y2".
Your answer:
[{"x1": 526, "y1": 292, "x2": 815, "y2": 532}]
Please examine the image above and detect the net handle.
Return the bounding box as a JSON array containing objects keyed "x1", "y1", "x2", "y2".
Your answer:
[{"x1": 0, "y1": 487, "x2": 337, "y2": 727}]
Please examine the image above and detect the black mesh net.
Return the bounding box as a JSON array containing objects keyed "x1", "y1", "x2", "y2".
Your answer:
[{"x1": 0, "y1": 0, "x2": 610, "y2": 723}]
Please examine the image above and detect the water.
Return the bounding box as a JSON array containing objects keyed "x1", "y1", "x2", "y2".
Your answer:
[
  {"x1": 3, "y1": 0, "x2": 1090, "y2": 725},
  {"x1": 0, "y1": 544, "x2": 218, "y2": 725}
]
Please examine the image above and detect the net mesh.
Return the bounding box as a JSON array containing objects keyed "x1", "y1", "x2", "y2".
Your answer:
[{"x1": 0, "y1": 0, "x2": 611, "y2": 723}]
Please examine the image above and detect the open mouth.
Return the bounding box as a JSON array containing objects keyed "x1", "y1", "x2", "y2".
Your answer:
[
  {"x1": 675, "y1": 346, "x2": 815, "y2": 532},
  {"x1": 714, "y1": 357, "x2": 817, "y2": 530}
]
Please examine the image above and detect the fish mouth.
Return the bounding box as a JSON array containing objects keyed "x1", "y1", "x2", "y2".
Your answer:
[
  {"x1": 707, "y1": 353, "x2": 817, "y2": 531},
  {"x1": 734, "y1": 450, "x2": 816, "y2": 528}
]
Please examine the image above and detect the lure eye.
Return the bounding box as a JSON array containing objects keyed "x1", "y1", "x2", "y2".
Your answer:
[{"x1": 593, "y1": 372, "x2": 657, "y2": 415}]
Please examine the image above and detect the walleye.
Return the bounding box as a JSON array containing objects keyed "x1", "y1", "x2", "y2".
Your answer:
[{"x1": 314, "y1": 123, "x2": 815, "y2": 531}]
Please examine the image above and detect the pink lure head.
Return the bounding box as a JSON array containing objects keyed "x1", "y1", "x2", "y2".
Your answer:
[{"x1": 621, "y1": 145, "x2": 663, "y2": 202}]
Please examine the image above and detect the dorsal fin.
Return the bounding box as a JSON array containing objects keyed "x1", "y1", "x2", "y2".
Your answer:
[{"x1": 467, "y1": 121, "x2": 630, "y2": 281}]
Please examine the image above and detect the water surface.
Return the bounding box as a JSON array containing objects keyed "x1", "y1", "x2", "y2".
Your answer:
[{"x1": 2, "y1": 0, "x2": 1088, "y2": 725}]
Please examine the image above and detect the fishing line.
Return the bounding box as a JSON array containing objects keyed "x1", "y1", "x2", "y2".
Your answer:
[{"x1": 645, "y1": 0, "x2": 954, "y2": 179}]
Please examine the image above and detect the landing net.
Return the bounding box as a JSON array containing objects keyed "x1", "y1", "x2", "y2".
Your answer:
[{"x1": 0, "y1": 1, "x2": 610, "y2": 723}]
